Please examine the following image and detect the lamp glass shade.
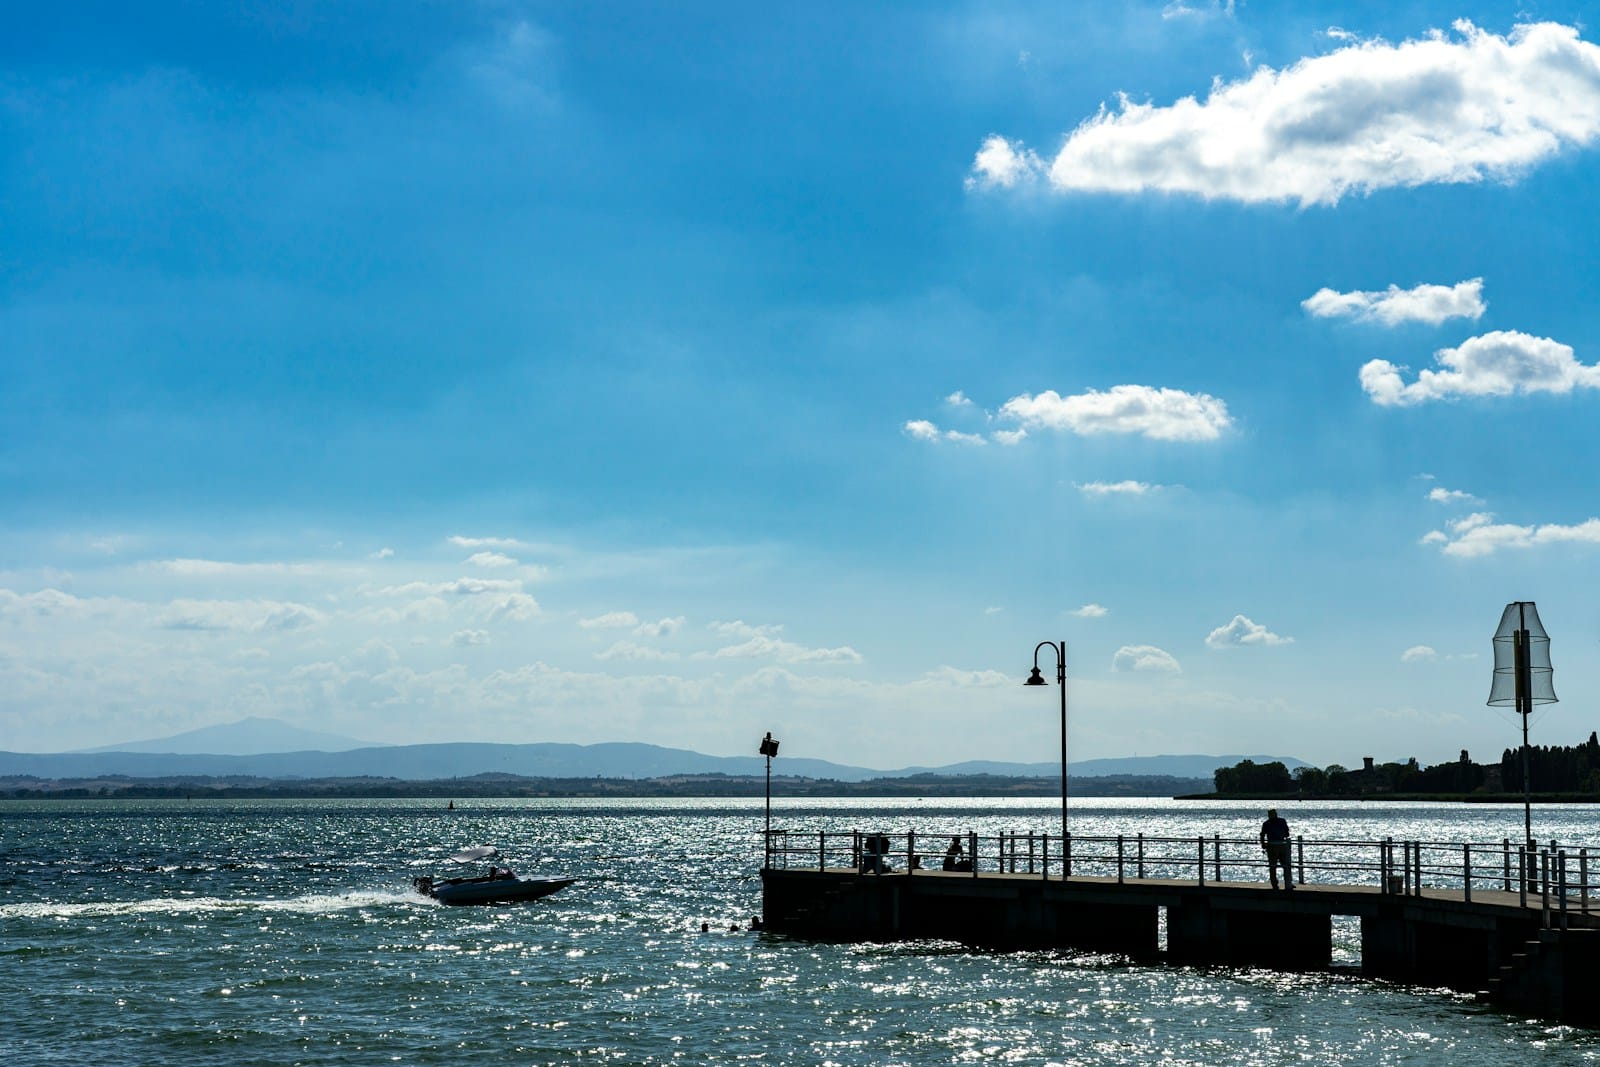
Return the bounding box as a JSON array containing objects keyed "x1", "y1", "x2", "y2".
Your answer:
[
  {"x1": 1488, "y1": 601, "x2": 1558, "y2": 706},
  {"x1": 1024, "y1": 666, "x2": 1047, "y2": 686}
]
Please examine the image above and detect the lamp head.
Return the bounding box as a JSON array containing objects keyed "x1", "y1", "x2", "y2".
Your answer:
[
  {"x1": 759, "y1": 732, "x2": 780, "y2": 758},
  {"x1": 1024, "y1": 666, "x2": 1047, "y2": 686}
]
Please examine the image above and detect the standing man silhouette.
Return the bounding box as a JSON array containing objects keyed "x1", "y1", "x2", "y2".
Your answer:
[{"x1": 1259, "y1": 808, "x2": 1294, "y2": 889}]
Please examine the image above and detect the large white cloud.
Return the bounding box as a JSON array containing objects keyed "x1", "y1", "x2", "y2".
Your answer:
[
  {"x1": 971, "y1": 22, "x2": 1600, "y2": 206},
  {"x1": 1000, "y1": 386, "x2": 1231, "y2": 441},
  {"x1": 1361, "y1": 330, "x2": 1600, "y2": 406},
  {"x1": 1302, "y1": 279, "x2": 1485, "y2": 326},
  {"x1": 1205, "y1": 614, "x2": 1293, "y2": 648},
  {"x1": 1422, "y1": 512, "x2": 1600, "y2": 556}
]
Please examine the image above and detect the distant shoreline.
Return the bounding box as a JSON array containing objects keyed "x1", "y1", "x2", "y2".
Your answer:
[
  {"x1": 0, "y1": 771, "x2": 1212, "y2": 801},
  {"x1": 1184, "y1": 792, "x2": 1600, "y2": 804}
]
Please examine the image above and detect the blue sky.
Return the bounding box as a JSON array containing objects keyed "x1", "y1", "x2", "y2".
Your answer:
[{"x1": 4, "y1": 1, "x2": 1600, "y2": 768}]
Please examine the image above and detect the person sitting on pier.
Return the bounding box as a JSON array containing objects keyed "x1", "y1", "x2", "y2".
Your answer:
[
  {"x1": 862, "y1": 833, "x2": 892, "y2": 873},
  {"x1": 1259, "y1": 809, "x2": 1294, "y2": 890},
  {"x1": 942, "y1": 835, "x2": 971, "y2": 872}
]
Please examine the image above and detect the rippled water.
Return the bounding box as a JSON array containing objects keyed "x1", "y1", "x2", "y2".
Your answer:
[{"x1": 3, "y1": 796, "x2": 1599, "y2": 1064}]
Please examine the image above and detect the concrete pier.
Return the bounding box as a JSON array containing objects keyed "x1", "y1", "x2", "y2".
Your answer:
[{"x1": 761, "y1": 867, "x2": 1600, "y2": 1027}]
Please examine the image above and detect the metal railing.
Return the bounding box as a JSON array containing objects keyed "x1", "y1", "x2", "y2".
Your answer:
[{"x1": 762, "y1": 829, "x2": 1595, "y2": 925}]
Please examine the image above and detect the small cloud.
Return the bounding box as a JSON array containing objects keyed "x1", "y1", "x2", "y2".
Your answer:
[
  {"x1": 984, "y1": 606, "x2": 1004, "y2": 615},
  {"x1": 466, "y1": 551, "x2": 518, "y2": 568},
  {"x1": 1303, "y1": 279, "x2": 1485, "y2": 326},
  {"x1": 903, "y1": 419, "x2": 987, "y2": 446},
  {"x1": 580, "y1": 611, "x2": 639, "y2": 630},
  {"x1": 991, "y1": 429, "x2": 1028, "y2": 446},
  {"x1": 1001, "y1": 385, "x2": 1231, "y2": 442},
  {"x1": 371, "y1": 547, "x2": 395, "y2": 560},
  {"x1": 945, "y1": 391, "x2": 973, "y2": 408},
  {"x1": 1428, "y1": 486, "x2": 1482, "y2": 505},
  {"x1": 1362, "y1": 330, "x2": 1600, "y2": 406},
  {"x1": 710, "y1": 620, "x2": 782, "y2": 639},
  {"x1": 450, "y1": 629, "x2": 490, "y2": 647},
  {"x1": 1077, "y1": 480, "x2": 1154, "y2": 496},
  {"x1": 964, "y1": 134, "x2": 1043, "y2": 190},
  {"x1": 1402, "y1": 645, "x2": 1437, "y2": 662},
  {"x1": 633, "y1": 616, "x2": 685, "y2": 637},
  {"x1": 1112, "y1": 645, "x2": 1181, "y2": 673},
  {"x1": 1071, "y1": 603, "x2": 1108, "y2": 618},
  {"x1": 1205, "y1": 614, "x2": 1293, "y2": 648},
  {"x1": 448, "y1": 535, "x2": 532, "y2": 550},
  {"x1": 595, "y1": 641, "x2": 680, "y2": 662}
]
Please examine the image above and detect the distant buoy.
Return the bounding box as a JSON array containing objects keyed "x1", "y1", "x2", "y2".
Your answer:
[{"x1": 448, "y1": 801, "x2": 455, "y2": 810}]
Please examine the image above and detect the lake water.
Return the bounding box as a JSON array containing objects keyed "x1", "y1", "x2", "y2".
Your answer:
[{"x1": 4, "y1": 796, "x2": 1600, "y2": 1064}]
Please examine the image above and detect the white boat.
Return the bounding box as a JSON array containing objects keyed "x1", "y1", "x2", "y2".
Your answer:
[{"x1": 412, "y1": 845, "x2": 575, "y2": 906}]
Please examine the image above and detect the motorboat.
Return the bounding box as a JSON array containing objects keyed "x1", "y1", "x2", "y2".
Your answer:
[{"x1": 413, "y1": 845, "x2": 575, "y2": 906}]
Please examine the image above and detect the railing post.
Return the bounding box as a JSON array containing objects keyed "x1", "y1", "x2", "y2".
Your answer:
[
  {"x1": 1137, "y1": 833, "x2": 1145, "y2": 880},
  {"x1": 1197, "y1": 835, "x2": 1205, "y2": 886},
  {"x1": 1518, "y1": 844, "x2": 1528, "y2": 909},
  {"x1": 820, "y1": 831, "x2": 826, "y2": 872},
  {"x1": 1559, "y1": 850, "x2": 1569, "y2": 930},
  {"x1": 1042, "y1": 833, "x2": 1050, "y2": 881},
  {"x1": 1412, "y1": 841, "x2": 1421, "y2": 896},
  {"x1": 907, "y1": 830, "x2": 916, "y2": 875},
  {"x1": 1213, "y1": 833, "x2": 1221, "y2": 883},
  {"x1": 1503, "y1": 838, "x2": 1511, "y2": 893},
  {"x1": 1117, "y1": 834, "x2": 1125, "y2": 884},
  {"x1": 1582, "y1": 848, "x2": 1589, "y2": 914},
  {"x1": 1295, "y1": 834, "x2": 1304, "y2": 887},
  {"x1": 1028, "y1": 832, "x2": 1036, "y2": 876},
  {"x1": 970, "y1": 831, "x2": 978, "y2": 880},
  {"x1": 1065, "y1": 832, "x2": 1072, "y2": 880},
  {"x1": 1463, "y1": 844, "x2": 1472, "y2": 903},
  {"x1": 1541, "y1": 849, "x2": 1551, "y2": 928}
]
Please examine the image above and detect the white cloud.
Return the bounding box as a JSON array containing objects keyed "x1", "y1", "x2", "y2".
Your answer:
[
  {"x1": 1077, "y1": 480, "x2": 1155, "y2": 496},
  {"x1": 158, "y1": 599, "x2": 326, "y2": 633},
  {"x1": 965, "y1": 134, "x2": 1044, "y2": 190},
  {"x1": 699, "y1": 634, "x2": 863, "y2": 665},
  {"x1": 0, "y1": 588, "x2": 89, "y2": 618},
  {"x1": 1302, "y1": 278, "x2": 1485, "y2": 326},
  {"x1": 465, "y1": 551, "x2": 518, "y2": 568},
  {"x1": 371, "y1": 547, "x2": 395, "y2": 560},
  {"x1": 1112, "y1": 645, "x2": 1181, "y2": 672},
  {"x1": 1423, "y1": 512, "x2": 1600, "y2": 557},
  {"x1": 974, "y1": 22, "x2": 1600, "y2": 206},
  {"x1": 154, "y1": 559, "x2": 324, "y2": 577},
  {"x1": 945, "y1": 391, "x2": 973, "y2": 408},
  {"x1": 902, "y1": 419, "x2": 987, "y2": 445},
  {"x1": 1000, "y1": 386, "x2": 1231, "y2": 441},
  {"x1": 710, "y1": 620, "x2": 782, "y2": 639},
  {"x1": 484, "y1": 593, "x2": 540, "y2": 621},
  {"x1": 1205, "y1": 614, "x2": 1293, "y2": 648},
  {"x1": 915, "y1": 666, "x2": 1012, "y2": 688},
  {"x1": 1402, "y1": 645, "x2": 1437, "y2": 662},
  {"x1": 633, "y1": 616, "x2": 686, "y2": 637},
  {"x1": 448, "y1": 535, "x2": 531, "y2": 550},
  {"x1": 1163, "y1": 0, "x2": 1235, "y2": 20},
  {"x1": 991, "y1": 429, "x2": 1028, "y2": 446},
  {"x1": 1071, "y1": 603, "x2": 1108, "y2": 618},
  {"x1": 580, "y1": 611, "x2": 640, "y2": 630},
  {"x1": 1361, "y1": 330, "x2": 1600, "y2": 406},
  {"x1": 595, "y1": 641, "x2": 680, "y2": 662},
  {"x1": 450, "y1": 629, "x2": 490, "y2": 647},
  {"x1": 1428, "y1": 486, "x2": 1482, "y2": 505}
]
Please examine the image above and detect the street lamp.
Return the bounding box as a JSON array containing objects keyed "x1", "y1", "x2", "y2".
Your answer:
[
  {"x1": 1488, "y1": 602, "x2": 1557, "y2": 849},
  {"x1": 1025, "y1": 640, "x2": 1068, "y2": 877},
  {"x1": 759, "y1": 732, "x2": 780, "y2": 868}
]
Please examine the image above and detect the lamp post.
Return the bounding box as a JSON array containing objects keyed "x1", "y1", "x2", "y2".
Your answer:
[
  {"x1": 1025, "y1": 640, "x2": 1068, "y2": 876},
  {"x1": 1488, "y1": 601, "x2": 1557, "y2": 850},
  {"x1": 759, "y1": 732, "x2": 780, "y2": 868}
]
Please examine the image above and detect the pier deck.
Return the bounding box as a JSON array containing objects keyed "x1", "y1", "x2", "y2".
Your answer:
[{"x1": 761, "y1": 828, "x2": 1600, "y2": 1027}]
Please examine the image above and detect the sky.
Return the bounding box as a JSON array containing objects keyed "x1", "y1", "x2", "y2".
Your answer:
[{"x1": 4, "y1": 1, "x2": 1600, "y2": 769}]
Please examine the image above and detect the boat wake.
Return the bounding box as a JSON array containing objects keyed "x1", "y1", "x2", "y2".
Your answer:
[{"x1": 0, "y1": 888, "x2": 417, "y2": 921}]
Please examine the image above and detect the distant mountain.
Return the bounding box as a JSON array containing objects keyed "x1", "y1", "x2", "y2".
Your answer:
[
  {"x1": 2, "y1": 725, "x2": 1304, "y2": 785},
  {"x1": 76, "y1": 716, "x2": 383, "y2": 755}
]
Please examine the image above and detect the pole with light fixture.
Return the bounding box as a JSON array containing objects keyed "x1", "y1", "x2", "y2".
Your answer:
[
  {"x1": 759, "y1": 732, "x2": 780, "y2": 868},
  {"x1": 1025, "y1": 640, "x2": 1068, "y2": 877},
  {"x1": 1488, "y1": 602, "x2": 1557, "y2": 850}
]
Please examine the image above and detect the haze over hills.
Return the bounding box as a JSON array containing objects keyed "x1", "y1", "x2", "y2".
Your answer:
[{"x1": 6, "y1": 718, "x2": 1305, "y2": 784}]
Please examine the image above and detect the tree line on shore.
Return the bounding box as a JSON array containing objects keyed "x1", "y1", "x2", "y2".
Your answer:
[{"x1": 1212, "y1": 732, "x2": 1600, "y2": 797}]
